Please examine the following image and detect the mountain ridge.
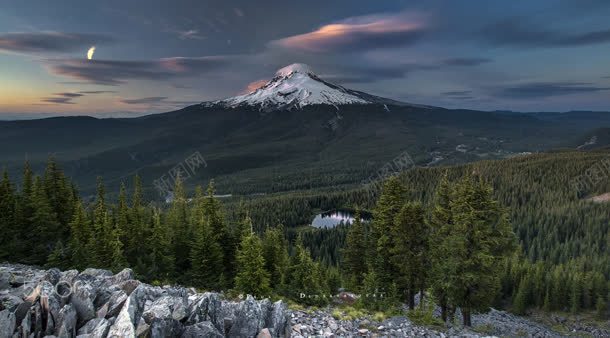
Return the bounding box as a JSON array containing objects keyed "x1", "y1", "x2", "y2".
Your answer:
[{"x1": 206, "y1": 63, "x2": 424, "y2": 111}]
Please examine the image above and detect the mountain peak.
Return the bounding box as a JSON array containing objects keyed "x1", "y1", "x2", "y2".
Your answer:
[
  {"x1": 205, "y1": 63, "x2": 415, "y2": 111},
  {"x1": 275, "y1": 63, "x2": 314, "y2": 77}
]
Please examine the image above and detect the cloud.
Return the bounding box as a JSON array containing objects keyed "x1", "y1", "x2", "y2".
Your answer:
[
  {"x1": 77, "y1": 90, "x2": 117, "y2": 94},
  {"x1": 0, "y1": 31, "x2": 113, "y2": 54},
  {"x1": 46, "y1": 56, "x2": 236, "y2": 85},
  {"x1": 177, "y1": 29, "x2": 205, "y2": 40},
  {"x1": 41, "y1": 92, "x2": 84, "y2": 104},
  {"x1": 494, "y1": 82, "x2": 610, "y2": 99},
  {"x1": 233, "y1": 8, "x2": 245, "y2": 17},
  {"x1": 481, "y1": 19, "x2": 610, "y2": 48},
  {"x1": 442, "y1": 58, "x2": 491, "y2": 66},
  {"x1": 55, "y1": 92, "x2": 85, "y2": 98},
  {"x1": 41, "y1": 97, "x2": 76, "y2": 104},
  {"x1": 119, "y1": 96, "x2": 201, "y2": 109},
  {"x1": 39, "y1": 90, "x2": 115, "y2": 105},
  {"x1": 243, "y1": 79, "x2": 268, "y2": 93},
  {"x1": 442, "y1": 90, "x2": 475, "y2": 100},
  {"x1": 270, "y1": 12, "x2": 426, "y2": 53},
  {"x1": 320, "y1": 57, "x2": 491, "y2": 84},
  {"x1": 120, "y1": 96, "x2": 168, "y2": 104}
]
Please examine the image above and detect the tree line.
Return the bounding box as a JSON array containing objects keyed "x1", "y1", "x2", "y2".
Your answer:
[
  {"x1": 1, "y1": 155, "x2": 608, "y2": 324},
  {"x1": 0, "y1": 159, "x2": 333, "y2": 305}
]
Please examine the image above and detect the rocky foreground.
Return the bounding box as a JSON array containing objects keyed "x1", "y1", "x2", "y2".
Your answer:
[
  {"x1": 1, "y1": 264, "x2": 606, "y2": 337},
  {"x1": 0, "y1": 264, "x2": 289, "y2": 337}
]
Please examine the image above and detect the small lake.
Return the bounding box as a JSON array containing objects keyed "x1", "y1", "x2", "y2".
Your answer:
[{"x1": 311, "y1": 209, "x2": 368, "y2": 229}]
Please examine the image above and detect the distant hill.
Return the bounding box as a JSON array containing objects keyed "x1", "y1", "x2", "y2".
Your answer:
[{"x1": 1, "y1": 64, "x2": 610, "y2": 198}]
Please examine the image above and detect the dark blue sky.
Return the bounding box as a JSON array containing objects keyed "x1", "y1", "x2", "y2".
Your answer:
[{"x1": 1, "y1": 0, "x2": 609, "y2": 117}]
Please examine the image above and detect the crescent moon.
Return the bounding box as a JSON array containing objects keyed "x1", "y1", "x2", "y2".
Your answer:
[{"x1": 87, "y1": 46, "x2": 96, "y2": 60}]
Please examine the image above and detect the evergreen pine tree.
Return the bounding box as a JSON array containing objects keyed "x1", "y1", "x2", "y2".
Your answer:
[
  {"x1": 341, "y1": 209, "x2": 367, "y2": 290},
  {"x1": 262, "y1": 225, "x2": 289, "y2": 291},
  {"x1": 447, "y1": 174, "x2": 516, "y2": 326},
  {"x1": 235, "y1": 227, "x2": 271, "y2": 297},
  {"x1": 89, "y1": 177, "x2": 108, "y2": 267},
  {"x1": 42, "y1": 157, "x2": 73, "y2": 236},
  {"x1": 29, "y1": 176, "x2": 59, "y2": 265},
  {"x1": 429, "y1": 172, "x2": 455, "y2": 321},
  {"x1": 189, "y1": 186, "x2": 224, "y2": 289},
  {"x1": 0, "y1": 169, "x2": 16, "y2": 260},
  {"x1": 288, "y1": 237, "x2": 328, "y2": 306},
  {"x1": 570, "y1": 275, "x2": 583, "y2": 314},
  {"x1": 109, "y1": 218, "x2": 127, "y2": 273},
  {"x1": 168, "y1": 176, "x2": 191, "y2": 274},
  {"x1": 13, "y1": 161, "x2": 35, "y2": 261},
  {"x1": 370, "y1": 176, "x2": 406, "y2": 290},
  {"x1": 513, "y1": 273, "x2": 533, "y2": 315},
  {"x1": 148, "y1": 208, "x2": 175, "y2": 281},
  {"x1": 391, "y1": 201, "x2": 429, "y2": 309},
  {"x1": 68, "y1": 200, "x2": 91, "y2": 270},
  {"x1": 115, "y1": 183, "x2": 130, "y2": 265},
  {"x1": 595, "y1": 295, "x2": 607, "y2": 319}
]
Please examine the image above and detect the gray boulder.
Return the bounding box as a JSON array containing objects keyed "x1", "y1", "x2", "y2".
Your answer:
[
  {"x1": 104, "y1": 289, "x2": 128, "y2": 319},
  {"x1": 80, "y1": 268, "x2": 113, "y2": 279},
  {"x1": 106, "y1": 285, "x2": 146, "y2": 337},
  {"x1": 267, "y1": 300, "x2": 290, "y2": 337},
  {"x1": 186, "y1": 292, "x2": 222, "y2": 330},
  {"x1": 109, "y1": 268, "x2": 134, "y2": 285},
  {"x1": 0, "y1": 309, "x2": 16, "y2": 338},
  {"x1": 77, "y1": 318, "x2": 111, "y2": 337},
  {"x1": 228, "y1": 295, "x2": 267, "y2": 337},
  {"x1": 71, "y1": 276, "x2": 98, "y2": 325},
  {"x1": 55, "y1": 304, "x2": 77, "y2": 338},
  {"x1": 142, "y1": 295, "x2": 187, "y2": 324},
  {"x1": 149, "y1": 317, "x2": 183, "y2": 338},
  {"x1": 0, "y1": 294, "x2": 23, "y2": 312},
  {"x1": 181, "y1": 321, "x2": 224, "y2": 338}
]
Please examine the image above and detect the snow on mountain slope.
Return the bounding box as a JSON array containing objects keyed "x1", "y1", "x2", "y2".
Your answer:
[{"x1": 207, "y1": 63, "x2": 377, "y2": 111}]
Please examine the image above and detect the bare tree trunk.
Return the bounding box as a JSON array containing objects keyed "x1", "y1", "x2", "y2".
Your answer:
[
  {"x1": 419, "y1": 289, "x2": 425, "y2": 309},
  {"x1": 462, "y1": 307, "x2": 472, "y2": 327},
  {"x1": 408, "y1": 290, "x2": 415, "y2": 310}
]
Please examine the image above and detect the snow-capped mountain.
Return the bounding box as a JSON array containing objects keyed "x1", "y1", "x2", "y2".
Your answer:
[{"x1": 206, "y1": 63, "x2": 406, "y2": 111}]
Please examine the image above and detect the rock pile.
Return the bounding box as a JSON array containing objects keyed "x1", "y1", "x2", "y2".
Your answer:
[
  {"x1": 290, "y1": 307, "x2": 569, "y2": 337},
  {"x1": 0, "y1": 264, "x2": 290, "y2": 338}
]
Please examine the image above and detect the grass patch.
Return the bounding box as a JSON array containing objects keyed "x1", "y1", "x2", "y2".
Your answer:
[
  {"x1": 472, "y1": 323, "x2": 495, "y2": 335},
  {"x1": 373, "y1": 311, "x2": 387, "y2": 322},
  {"x1": 407, "y1": 301, "x2": 444, "y2": 329}
]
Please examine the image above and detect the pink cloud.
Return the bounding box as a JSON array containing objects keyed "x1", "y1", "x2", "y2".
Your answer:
[{"x1": 271, "y1": 12, "x2": 426, "y2": 53}]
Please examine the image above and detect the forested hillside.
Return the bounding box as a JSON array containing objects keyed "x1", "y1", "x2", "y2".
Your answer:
[{"x1": 0, "y1": 150, "x2": 608, "y2": 324}]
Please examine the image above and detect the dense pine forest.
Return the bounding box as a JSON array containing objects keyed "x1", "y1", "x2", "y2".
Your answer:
[{"x1": 0, "y1": 151, "x2": 608, "y2": 326}]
